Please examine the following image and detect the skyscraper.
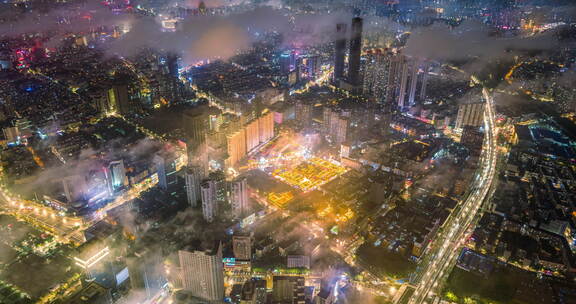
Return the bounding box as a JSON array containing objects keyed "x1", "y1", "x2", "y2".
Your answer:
[
  {"x1": 348, "y1": 17, "x2": 363, "y2": 85},
  {"x1": 178, "y1": 242, "x2": 224, "y2": 302},
  {"x1": 230, "y1": 177, "x2": 248, "y2": 218},
  {"x1": 185, "y1": 165, "x2": 203, "y2": 207},
  {"x1": 334, "y1": 23, "x2": 347, "y2": 82},
  {"x1": 153, "y1": 154, "x2": 178, "y2": 190}
]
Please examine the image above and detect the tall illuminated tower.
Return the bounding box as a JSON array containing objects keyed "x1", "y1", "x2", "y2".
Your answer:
[
  {"x1": 334, "y1": 23, "x2": 347, "y2": 82},
  {"x1": 348, "y1": 17, "x2": 363, "y2": 85}
]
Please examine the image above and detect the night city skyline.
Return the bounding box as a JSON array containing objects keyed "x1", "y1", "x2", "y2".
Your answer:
[{"x1": 0, "y1": 0, "x2": 575, "y2": 304}]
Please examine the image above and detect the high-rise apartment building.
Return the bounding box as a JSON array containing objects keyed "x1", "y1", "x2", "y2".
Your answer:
[
  {"x1": 246, "y1": 119, "x2": 260, "y2": 152},
  {"x1": 200, "y1": 171, "x2": 226, "y2": 222},
  {"x1": 455, "y1": 101, "x2": 485, "y2": 130},
  {"x1": 227, "y1": 128, "x2": 247, "y2": 168},
  {"x1": 397, "y1": 57, "x2": 430, "y2": 111},
  {"x1": 178, "y1": 242, "x2": 224, "y2": 302},
  {"x1": 362, "y1": 50, "x2": 404, "y2": 108},
  {"x1": 185, "y1": 165, "x2": 203, "y2": 207},
  {"x1": 258, "y1": 111, "x2": 274, "y2": 144},
  {"x1": 230, "y1": 177, "x2": 249, "y2": 218},
  {"x1": 226, "y1": 111, "x2": 274, "y2": 168}
]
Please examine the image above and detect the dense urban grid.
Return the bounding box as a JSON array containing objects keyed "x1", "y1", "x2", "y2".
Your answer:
[{"x1": 0, "y1": 0, "x2": 575, "y2": 303}]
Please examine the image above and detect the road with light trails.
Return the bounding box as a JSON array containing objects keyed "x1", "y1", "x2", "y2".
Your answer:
[
  {"x1": 399, "y1": 85, "x2": 499, "y2": 304},
  {"x1": 0, "y1": 187, "x2": 86, "y2": 243}
]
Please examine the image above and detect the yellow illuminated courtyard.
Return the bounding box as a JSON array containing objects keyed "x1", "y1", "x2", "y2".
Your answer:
[{"x1": 271, "y1": 157, "x2": 347, "y2": 192}]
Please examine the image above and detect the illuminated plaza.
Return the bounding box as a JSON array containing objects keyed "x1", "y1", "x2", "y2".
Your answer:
[{"x1": 271, "y1": 157, "x2": 348, "y2": 192}]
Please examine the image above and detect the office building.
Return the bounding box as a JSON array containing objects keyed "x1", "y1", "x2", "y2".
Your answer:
[
  {"x1": 62, "y1": 175, "x2": 87, "y2": 203},
  {"x1": 460, "y1": 126, "x2": 484, "y2": 155},
  {"x1": 65, "y1": 282, "x2": 113, "y2": 304},
  {"x1": 287, "y1": 255, "x2": 310, "y2": 269},
  {"x1": 455, "y1": 101, "x2": 485, "y2": 130},
  {"x1": 107, "y1": 84, "x2": 131, "y2": 115},
  {"x1": 241, "y1": 278, "x2": 267, "y2": 304},
  {"x1": 233, "y1": 236, "x2": 252, "y2": 261},
  {"x1": 74, "y1": 241, "x2": 111, "y2": 280},
  {"x1": 272, "y1": 276, "x2": 305, "y2": 304},
  {"x1": 166, "y1": 53, "x2": 180, "y2": 78},
  {"x1": 178, "y1": 241, "x2": 224, "y2": 302},
  {"x1": 348, "y1": 17, "x2": 363, "y2": 85},
  {"x1": 183, "y1": 108, "x2": 208, "y2": 147},
  {"x1": 295, "y1": 102, "x2": 313, "y2": 129},
  {"x1": 185, "y1": 165, "x2": 203, "y2": 207},
  {"x1": 280, "y1": 51, "x2": 293, "y2": 75},
  {"x1": 153, "y1": 154, "x2": 178, "y2": 190},
  {"x1": 299, "y1": 55, "x2": 319, "y2": 80},
  {"x1": 2, "y1": 126, "x2": 19, "y2": 143},
  {"x1": 230, "y1": 177, "x2": 249, "y2": 218},
  {"x1": 200, "y1": 171, "x2": 226, "y2": 222},
  {"x1": 106, "y1": 160, "x2": 126, "y2": 194},
  {"x1": 334, "y1": 23, "x2": 347, "y2": 82},
  {"x1": 126, "y1": 249, "x2": 167, "y2": 301},
  {"x1": 323, "y1": 108, "x2": 349, "y2": 145}
]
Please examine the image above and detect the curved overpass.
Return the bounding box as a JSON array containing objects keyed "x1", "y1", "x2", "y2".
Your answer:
[{"x1": 401, "y1": 86, "x2": 499, "y2": 304}]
